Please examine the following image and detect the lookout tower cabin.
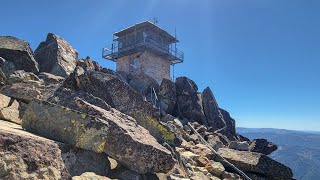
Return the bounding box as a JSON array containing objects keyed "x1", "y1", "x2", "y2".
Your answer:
[{"x1": 102, "y1": 21, "x2": 184, "y2": 84}]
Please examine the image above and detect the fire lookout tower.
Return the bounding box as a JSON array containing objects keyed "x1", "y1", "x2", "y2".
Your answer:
[{"x1": 102, "y1": 21, "x2": 184, "y2": 84}]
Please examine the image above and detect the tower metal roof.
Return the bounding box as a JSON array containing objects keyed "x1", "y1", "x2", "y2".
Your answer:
[{"x1": 114, "y1": 21, "x2": 178, "y2": 43}]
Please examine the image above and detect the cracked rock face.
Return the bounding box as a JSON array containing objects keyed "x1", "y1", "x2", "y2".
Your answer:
[
  {"x1": 175, "y1": 77, "x2": 207, "y2": 126},
  {"x1": 62, "y1": 70, "x2": 180, "y2": 146},
  {"x1": 202, "y1": 87, "x2": 226, "y2": 132},
  {"x1": 35, "y1": 33, "x2": 78, "y2": 77},
  {"x1": 22, "y1": 99, "x2": 175, "y2": 174},
  {"x1": 0, "y1": 36, "x2": 39, "y2": 73},
  {"x1": 158, "y1": 78, "x2": 177, "y2": 115}
]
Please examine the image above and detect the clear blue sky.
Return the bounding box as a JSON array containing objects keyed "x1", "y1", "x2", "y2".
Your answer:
[{"x1": 1, "y1": 0, "x2": 319, "y2": 131}]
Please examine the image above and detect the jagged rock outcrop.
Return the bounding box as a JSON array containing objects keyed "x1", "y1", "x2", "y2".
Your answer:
[
  {"x1": 0, "y1": 36, "x2": 39, "y2": 73},
  {"x1": 22, "y1": 99, "x2": 175, "y2": 174},
  {"x1": 0, "y1": 120, "x2": 110, "y2": 179},
  {"x1": 219, "y1": 108, "x2": 239, "y2": 141},
  {"x1": 202, "y1": 87, "x2": 226, "y2": 131},
  {"x1": 101, "y1": 68, "x2": 116, "y2": 75},
  {"x1": 62, "y1": 70, "x2": 179, "y2": 145},
  {"x1": 218, "y1": 148, "x2": 293, "y2": 179},
  {"x1": 249, "y1": 138, "x2": 278, "y2": 155},
  {"x1": 175, "y1": 77, "x2": 207, "y2": 125},
  {"x1": 159, "y1": 78, "x2": 177, "y2": 115},
  {"x1": 35, "y1": 33, "x2": 78, "y2": 77},
  {"x1": 77, "y1": 56, "x2": 102, "y2": 72}
]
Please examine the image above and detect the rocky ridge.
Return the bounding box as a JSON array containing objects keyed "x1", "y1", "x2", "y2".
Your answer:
[{"x1": 0, "y1": 33, "x2": 293, "y2": 180}]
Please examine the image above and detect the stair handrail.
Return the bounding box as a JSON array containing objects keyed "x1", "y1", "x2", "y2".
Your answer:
[{"x1": 187, "y1": 122, "x2": 252, "y2": 180}]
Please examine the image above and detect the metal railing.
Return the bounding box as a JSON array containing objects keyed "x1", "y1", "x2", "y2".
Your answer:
[
  {"x1": 187, "y1": 122, "x2": 252, "y2": 180},
  {"x1": 102, "y1": 38, "x2": 184, "y2": 64},
  {"x1": 150, "y1": 87, "x2": 159, "y2": 107}
]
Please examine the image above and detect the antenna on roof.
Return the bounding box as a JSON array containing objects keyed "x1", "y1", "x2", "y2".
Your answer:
[
  {"x1": 172, "y1": 27, "x2": 177, "y2": 81},
  {"x1": 153, "y1": 18, "x2": 158, "y2": 25}
]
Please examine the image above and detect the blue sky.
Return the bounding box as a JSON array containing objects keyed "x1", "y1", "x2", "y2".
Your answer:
[{"x1": 1, "y1": 0, "x2": 320, "y2": 131}]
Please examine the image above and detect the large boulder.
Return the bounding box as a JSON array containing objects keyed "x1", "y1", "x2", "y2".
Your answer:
[
  {"x1": 0, "y1": 93, "x2": 11, "y2": 109},
  {"x1": 0, "y1": 99, "x2": 22, "y2": 124},
  {"x1": 175, "y1": 76, "x2": 198, "y2": 95},
  {"x1": 174, "y1": 77, "x2": 207, "y2": 125},
  {"x1": 202, "y1": 87, "x2": 226, "y2": 131},
  {"x1": 35, "y1": 33, "x2": 78, "y2": 77},
  {"x1": 22, "y1": 99, "x2": 175, "y2": 174},
  {"x1": 0, "y1": 68, "x2": 45, "y2": 103},
  {"x1": 63, "y1": 70, "x2": 179, "y2": 145},
  {"x1": 249, "y1": 138, "x2": 278, "y2": 155},
  {"x1": 158, "y1": 79, "x2": 177, "y2": 115},
  {"x1": 0, "y1": 94, "x2": 27, "y2": 124},
  {"x1": 0, "y1": 82, "x2": 42, "y2": 103},
  {"x1": 0, "y1": 36, "x2": 39, "y2": 73},
  {"x1": 0, "y1": 120, "x2": 110, "y2": 179},
  {"x1": 218, "y1": 148, "x2": 293, "y2": 179},
  {"x1": 228, "y1": 141, "x2": 250, "y2": 151}
]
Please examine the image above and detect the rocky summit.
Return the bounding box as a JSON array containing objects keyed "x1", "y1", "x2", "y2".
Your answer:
[{"x1": 0, "y1": 33, "x2": 294, "y2": 180}]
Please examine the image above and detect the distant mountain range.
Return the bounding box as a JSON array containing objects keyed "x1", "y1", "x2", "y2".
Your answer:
[{"x1": 237, "y1": 127, "x2": 320, "y2": 180}]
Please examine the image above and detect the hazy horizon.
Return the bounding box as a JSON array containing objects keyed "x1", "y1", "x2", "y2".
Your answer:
[{"x1": 237, "y1": 126, "x2": 320, "y2": 133}]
